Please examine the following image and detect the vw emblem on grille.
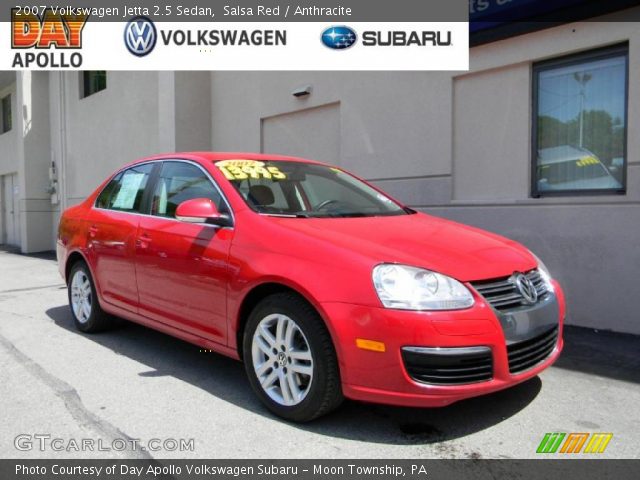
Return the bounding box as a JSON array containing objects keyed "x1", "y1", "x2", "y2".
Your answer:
[{"x1": 513, "y1": 273, "x2": 538, "y2": 305}]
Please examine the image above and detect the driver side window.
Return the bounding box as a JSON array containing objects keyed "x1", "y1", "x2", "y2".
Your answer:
[{"x1": 151, "y1": 162, "x2": 225, "y2": 218}]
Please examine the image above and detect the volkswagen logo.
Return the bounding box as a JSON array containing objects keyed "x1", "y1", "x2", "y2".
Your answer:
[
  {"x1": 513, "y1": 273, "x2": 538, "y2": 305},
  {"x1": 124, "y1": 16, "x2": 157, "y2": 57},
  {"x1": 277, "y1": 352, "x2": 287, "y2": 367},
  {"x1": 321, "y1": 26, "x2": 357, "y2": 50}
]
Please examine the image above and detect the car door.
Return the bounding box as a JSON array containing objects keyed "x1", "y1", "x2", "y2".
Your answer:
[
  {"x1": 134, "y1": 160, "x2": 234, "y2": 344},
  {"x1": 88, "y1": 162, "x2": 156, "y2": 312}
]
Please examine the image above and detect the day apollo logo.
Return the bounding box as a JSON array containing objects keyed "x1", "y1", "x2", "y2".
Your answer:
[
  {"x1": 321, "y1": 26, "x2": 357, "y2": 50},
  {"x1": 124, "y1": 16, "x2": 157, "y2": 57},
  {"x1": 10, "y1": 8, "x2": 88, "y2": 68}
]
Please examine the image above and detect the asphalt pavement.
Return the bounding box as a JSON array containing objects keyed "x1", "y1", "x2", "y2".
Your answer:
[{"x1": 0, "y1": 249, "x2": 638, "y2": 459}]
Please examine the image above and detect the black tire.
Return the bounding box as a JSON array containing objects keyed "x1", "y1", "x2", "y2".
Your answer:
[
  {"x1": 243, "y1": 292, "x2": 343, "y2": 422},
  {"x1": 67, "y1": 261, "x2": 113, "y2": 333}
]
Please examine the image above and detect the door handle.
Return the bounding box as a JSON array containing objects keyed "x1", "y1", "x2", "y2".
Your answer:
[{"x1": 136, "y1": 233, "x2": 152, "y2": 248}]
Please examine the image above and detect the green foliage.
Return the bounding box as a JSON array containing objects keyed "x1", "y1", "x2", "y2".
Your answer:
[{"x1": 538, "y1": 109, "x2": 624, "y2": 164}]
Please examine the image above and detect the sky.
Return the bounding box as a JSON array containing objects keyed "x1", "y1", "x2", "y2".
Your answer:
[{"x1": 538, "y1": 54, "x2": 626, "y2": 124}]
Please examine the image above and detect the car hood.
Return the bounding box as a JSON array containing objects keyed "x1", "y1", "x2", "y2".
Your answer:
[
  {"x1": 539, "y1": 176, "x2": 622, "y2": 190},
  {"x1": 269, "y1": 212, "x2": 536, "y2": 282}
]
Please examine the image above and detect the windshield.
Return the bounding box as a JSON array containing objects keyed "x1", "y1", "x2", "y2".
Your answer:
[
  {"x1": 216, "y1": 160, "x2": 409, "y2": 218},
  {"x1": 538, "y1": 158, "x2": 610, "y2": 185}
]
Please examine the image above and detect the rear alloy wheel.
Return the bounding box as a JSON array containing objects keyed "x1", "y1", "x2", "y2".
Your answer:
[
  {"x1": 70, "y1": 270, "x2": 92, "y2": 324},
  {"x1": 243, "y1": 293, "x2": 343, "y2": 422},
  {"x1": 68, "y1": 261, "x2": 113, "y2": 333}
]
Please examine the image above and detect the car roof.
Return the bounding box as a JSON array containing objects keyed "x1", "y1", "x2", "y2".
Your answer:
[
  {"x1": 538, "y1": 145, "x2": 599, "y2": 165},
  {"x1": 125, "y1": 152, "x2": 326, "y2": 168}
]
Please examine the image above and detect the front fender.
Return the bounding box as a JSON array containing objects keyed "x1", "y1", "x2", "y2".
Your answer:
[{"x1": 225, "y1": 247, "x2": 368, "y2": 361}]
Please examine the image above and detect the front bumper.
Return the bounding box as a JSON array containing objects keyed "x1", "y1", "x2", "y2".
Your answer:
[{"x1": 321, "y1": 280, "x2": 565, "y2": 407}]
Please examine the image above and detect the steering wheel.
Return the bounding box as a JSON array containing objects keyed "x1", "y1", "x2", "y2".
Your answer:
[{"x1": 314, "y1": 199, "x2": 340, "y2": 210}]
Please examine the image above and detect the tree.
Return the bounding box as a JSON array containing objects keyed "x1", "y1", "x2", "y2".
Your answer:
[{"x1": 538, "y1": 109, "x2": 623, "y2": 166}]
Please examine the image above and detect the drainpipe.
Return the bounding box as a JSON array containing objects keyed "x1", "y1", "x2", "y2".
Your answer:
[{"x1": 58, "y1": 72, "x2": 68, "y2": 212}]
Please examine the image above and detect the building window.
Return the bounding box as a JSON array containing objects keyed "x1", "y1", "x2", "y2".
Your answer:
[
  {"x1": 1, "y1": 94, "x2": 11, "y2": 134},
  {"x1": 81, "y1": 71, "x2": 107, "y2": 98},
  {"x1": 532, "y1": 44, "x2": 627, "y2": 196}
]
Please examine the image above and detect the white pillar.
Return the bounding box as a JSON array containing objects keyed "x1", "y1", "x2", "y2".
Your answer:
[{"x1": 157, "y1": 72, "x2": 176, "y2": 153}]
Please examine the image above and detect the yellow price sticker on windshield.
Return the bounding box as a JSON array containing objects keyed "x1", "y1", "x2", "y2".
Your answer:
[
  {"x1": 576, "y1": 156, "x2": 599, "y2": 167},
  {"x1": 216, "y1": 160, "x2": 287, "y2": 181}
]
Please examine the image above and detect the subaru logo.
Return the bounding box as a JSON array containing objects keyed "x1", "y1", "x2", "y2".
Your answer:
[
  {"x1": 321, "y1": 26, "x2": 357, "y2": 50},
  {"x1": 124, "y1": 16, "x2": 157, "y2": 57},
  {"x1": 514, "y1": 273, "x2": 538, "y2": 305}
]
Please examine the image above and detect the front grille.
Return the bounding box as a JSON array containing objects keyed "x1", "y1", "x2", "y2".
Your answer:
[
  {"x1": 472, "y1": 269, "x2": 548, "y2": 311},
  {"x1": 402, "y1": 346, "x2": 493, "y2": 385},
  {"x1": 507, "y1": 326, "x2": 558, "y2": 374}
]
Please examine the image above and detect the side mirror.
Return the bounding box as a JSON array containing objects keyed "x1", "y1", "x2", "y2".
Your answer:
[{"x1": 175, "y1": 198, "x2": 232, "y2": 227}]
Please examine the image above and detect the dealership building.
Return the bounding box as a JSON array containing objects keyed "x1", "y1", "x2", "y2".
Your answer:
[{"x1": 0, "y1": 5, "x2": 638, "y2": 334}]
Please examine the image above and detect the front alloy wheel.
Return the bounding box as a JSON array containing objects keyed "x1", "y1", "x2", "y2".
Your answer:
[
  {"x1": 251, "y1": 313, "x2": 314, "y2": 406},
  {"x1": 243, "y1": 293, "x2": 343, "y2": 422}
]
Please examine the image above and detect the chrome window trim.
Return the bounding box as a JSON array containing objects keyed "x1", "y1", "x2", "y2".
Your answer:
[{"x1": 92, "y1": 158, "x2": 235, "y2": 229}]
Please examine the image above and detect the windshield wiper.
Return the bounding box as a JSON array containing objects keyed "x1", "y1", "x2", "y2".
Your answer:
[
  {"x1": 292, "y1": 211, "x2": 376, "y2": 218},
  {"x1": 259, "y1": 212, "x2": 314, "y2": 218},
  {"x1": 331, "y1": 213, "x2": 367, "y2": 218}
]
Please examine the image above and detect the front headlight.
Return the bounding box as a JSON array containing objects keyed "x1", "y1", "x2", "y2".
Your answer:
[
  {"x1": 531, "y1": 252, "x2": 555, "y2": 293},
  {"x1": 372, "y1": 264, "x2": 474, "y2": 311}
]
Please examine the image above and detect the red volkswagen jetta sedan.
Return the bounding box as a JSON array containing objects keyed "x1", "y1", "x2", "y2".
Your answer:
[{"x1": 57, "y1": 152, "x2": 565, "y2": 422}]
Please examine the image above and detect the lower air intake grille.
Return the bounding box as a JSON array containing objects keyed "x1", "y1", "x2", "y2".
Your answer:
[
  {"x1": 507, "y1": 326, "x2": 558, "y2": 374},
  {"x1": 402, "y1": 346, "x2": 493, "y2": 385}
]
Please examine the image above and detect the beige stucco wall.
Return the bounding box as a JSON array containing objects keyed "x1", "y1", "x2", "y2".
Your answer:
[
  {"x1": 210, "y1": 15, "x2": 640, "y2": 334},
  {"x1": 19, "y1": 72, "x2": 52, "y2": 253},
  {"x1": 58, "y1": 71, "x2": 164, "y2": 204},
  {"x1": 175, "y1": 71, "x2": 212, "y2": 152},
  {"x1": 0, "y1": 12, "x2": 637, "y2": 334},
  {"x1": 0, "y1": 80, "x2": 19, "y2": 177},
  {"x1": 211, "y1": 71, "x2": 454, "y2": 180},
  {"x1": 0, "y1": 80, "x2": 19, "y2": 246},
  {"x1": 0, "y1": 72, "x2": 53, "y2": 252}
]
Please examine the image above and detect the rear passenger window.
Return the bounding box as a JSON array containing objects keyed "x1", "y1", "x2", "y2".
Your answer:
[
  {"x1": 95, "y1": 173, "x2": 123, "y2": 209},
  {"x1": 96, "y1": 164, "x2": 153, "y2": 212},
  {"x1": 151, "y1": 162, "x2": 226, "y2": 218}
]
